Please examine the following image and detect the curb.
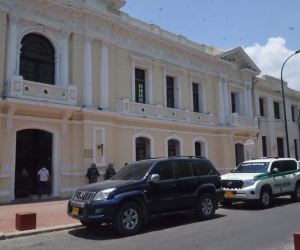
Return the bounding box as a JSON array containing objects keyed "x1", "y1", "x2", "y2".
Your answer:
[{"x1": 1, "y1": 223, "x2": 83, "y2": 240}]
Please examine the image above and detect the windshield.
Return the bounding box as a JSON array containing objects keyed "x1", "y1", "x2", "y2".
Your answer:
[
  {"x1": 233, "y1": 162, "x2": 270, "y2": 173},
  {"x1": 110, "y1": 162, "x2": 153, "y2": 180}
]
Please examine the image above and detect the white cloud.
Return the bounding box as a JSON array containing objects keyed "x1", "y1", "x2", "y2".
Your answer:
[{"x1": 244, "y1": 37, "x2": 300, "y2": 92}]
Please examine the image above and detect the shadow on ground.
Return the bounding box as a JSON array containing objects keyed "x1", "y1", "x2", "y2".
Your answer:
[{"x1": 68, "y1": 212, "x2": 226, "y2": 240}]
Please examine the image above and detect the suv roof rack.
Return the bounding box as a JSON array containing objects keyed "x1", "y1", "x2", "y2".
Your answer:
[{"x1": 168, "y1": 156, "x2": 207, "y2": 159}]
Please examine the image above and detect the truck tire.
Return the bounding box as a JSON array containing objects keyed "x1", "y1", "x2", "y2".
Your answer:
[
  {"x1": 113, "y1": 202, "x2": 143, "y2": 236},
  {"x1": 195, "y1": 193, "x2": 216, "y2": 220},
  {"x1": 291, "y1": 183, "x2": 300, "y2": 202},
  {"x1": 257, "y1": 187, "x2": 272, "y2": 209}
]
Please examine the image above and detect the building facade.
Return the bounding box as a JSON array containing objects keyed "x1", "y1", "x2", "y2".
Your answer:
[
  {"x1": 254, "y1": 75, "x2": 300, "y2": 159},
  {"x1": 0, "y1": 0, "x2": 298, "y2": 203}
]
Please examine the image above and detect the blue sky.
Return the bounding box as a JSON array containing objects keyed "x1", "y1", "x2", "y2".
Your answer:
[{"x1": 121, "y1": 0, "x2": 300, "y2": 91}]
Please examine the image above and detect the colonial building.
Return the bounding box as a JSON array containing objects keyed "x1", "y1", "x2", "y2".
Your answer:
[
  {"x1": 0, "y1": 0, "x2": 298, "y2": 203},
  {"x1": 254, "y1": 75, "x2": 300, "y2": 159}
]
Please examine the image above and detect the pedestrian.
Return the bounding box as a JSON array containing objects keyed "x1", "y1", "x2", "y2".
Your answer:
[
  {"x1": 22, "y1": 166, "x2": 29, "y2": 177},
  {"x1": 105, "y1": 163, "x2": 116, "y2": 180},
  {"x1": 37, "y1": 165, "x2": 50, "y2": 199},
  {"x1": 86, "y1": 163, "x2": 100, "y2": 184}
]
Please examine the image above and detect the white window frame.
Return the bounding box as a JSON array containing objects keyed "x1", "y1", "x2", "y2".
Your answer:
[
  {"x1": 189, "y1": 73, "x2": 206, "y2": 113},
  {"x1": 162, "y1": 65, "x2": 183, "y2": 109},
  {"x1": 165, "y1": 134, "x2": 183, "y2": 157},
  {"x1": 228, "y1": 84, "x2": 243, "y2": 116},
  {"x1": 129, "y1": 55, "x2": 155, "y2": 105},
  {"x1": 132, "y1": 131, "x2": 154, "y2": 162},
  {"x1": 192, "y1": 136, "x2": 208, "y2": 157}
]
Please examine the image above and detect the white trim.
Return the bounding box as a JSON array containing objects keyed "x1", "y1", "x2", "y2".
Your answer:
[
  {"x1": 93, "y1": 127, "x2": 106, "y2": 166},
  {"x1": 130, "y1": 55, "x2": 155, "y2": 105},
  {"x1": 13, "y1": 125, "x2": 61, "y2": 200},
  {"x1": 192, "y1": 136, "x2": 208, "y2": 158},
  {"x1": 190, "y1": 76, "x2": 206, "y2": 113},
  {"x1": 132, "y1": 131, "x2": 154, "y2": 162},
  {"x1": 165, "y1": 134, "x2": 183, "y2": 157},
  {"x1": 162, "y1": 66, "x2": 182, "y2": 109}
]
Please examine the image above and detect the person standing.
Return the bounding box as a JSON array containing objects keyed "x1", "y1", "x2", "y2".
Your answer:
[
  {"x1": 37, "y1": 165, "x2": 50, "y2": 199},
  {"x1": 86, "y1": 163, "x2": 100, "y2": 184},
  {"x1": 105, "y1": 163, "x2": 116, "y2": 180}
]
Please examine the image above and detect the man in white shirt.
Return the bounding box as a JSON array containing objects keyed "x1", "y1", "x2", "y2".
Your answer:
[{"x1": 37, "y1": 165, "x2": 50, "y2": 199}]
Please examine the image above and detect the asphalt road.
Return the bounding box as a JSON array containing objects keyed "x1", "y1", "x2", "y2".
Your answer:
[{"x1": 1, "y1": 197, "x2": 299, "y2": 250}]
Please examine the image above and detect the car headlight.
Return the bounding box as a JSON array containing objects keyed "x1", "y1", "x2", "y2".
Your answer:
[
  {"x1": 93, "y1": 188, "x2": 116, "y2": 201},
  {"x1": 242, "y1": 179, "x2": 256, "y2": 188}
]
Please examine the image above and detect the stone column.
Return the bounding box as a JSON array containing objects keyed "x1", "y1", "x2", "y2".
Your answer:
[
  {"x1": 16, "y1": 44, "x2": 23, "y2": 75},
  {"x1": 254, "y1": 93, "x2": 260, "y2": 117},
  {"x1": 99, "y1": 41, "x2": 109, "y2": 109},
  {"x1": 83, "y1": 35, "x2": 93, "y2": 107},
  {"x1": 243, "y1": 84, "x2": 249, "y2": 117},
  {"x1": 248, "y1": 86, "x2": 253, "y2": 117},
  {"x1": 5, "y1": 14, "x2": 19, "y2": 82},
  {"x1": 59, "y1": 29, "x2": 71, "y2": 87},
  {"x1": 218, "y1": 76, "x2": 225, "y2": 124},
  {"x1": 54, "y1": 54, "x2": 60, "y2": 86},
  {"x1": 223, "y1": 78, "x2": 230, "y2": 123}
]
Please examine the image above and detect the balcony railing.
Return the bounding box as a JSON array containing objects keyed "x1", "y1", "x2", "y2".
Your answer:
[
  {"x1": 6, "y1": 75, "x2": 77, "y2": 106},
  {"x1": 228, "y1": 113, "x2": 258, "y2": 128},
  {"x1": 116, "y1": 99, "x2": 217, "y2": 126}
]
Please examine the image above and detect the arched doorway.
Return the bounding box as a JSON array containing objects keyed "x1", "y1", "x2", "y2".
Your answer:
[
  {"x1": 20, "y1": 33, "x2": 55, "y2": 85},
  {"x1": 235, "y1": 143, "x2": 244, "y2": 166},
  {"x1": 15, "y1": 129, "x2": 52, "y2": 198}
]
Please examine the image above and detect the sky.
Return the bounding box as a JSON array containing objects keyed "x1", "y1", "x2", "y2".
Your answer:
[{"x1": 120, "y1": 0, "x2": 300, "y2": 91}]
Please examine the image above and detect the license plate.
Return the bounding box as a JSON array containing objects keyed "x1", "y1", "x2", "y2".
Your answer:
[
  {"x1": 224, "y1": 191, "x2": 234, "y2": 197},
  {"x1": 72, "y1": 207, "x2": 79, "y2": 215}
]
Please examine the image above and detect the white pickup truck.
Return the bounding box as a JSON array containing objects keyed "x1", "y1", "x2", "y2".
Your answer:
[{"x1": 221, "y1": 158, "x2": 300, "y2": 208}]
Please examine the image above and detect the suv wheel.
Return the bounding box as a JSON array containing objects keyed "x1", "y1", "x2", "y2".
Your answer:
[
  {"x1": 113, "y1": 202, "x2": 143, "y2": 236},
  {"x1": 221, "y1": 198, "x2": 233, "y2": 207},
  {"x1": 258, "y1": 187, "x2": 272, "y2": 209},
  {"x1": 196, "y1": 193, "x2": 216, "y2": 220},
  {"x1": 291, "y1": 183, "x2": 300, "y2": 202}
]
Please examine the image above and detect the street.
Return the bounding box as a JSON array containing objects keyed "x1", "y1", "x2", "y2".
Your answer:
[{"x1": 0, "y1": 197, "x2": 299, "y2": 250}]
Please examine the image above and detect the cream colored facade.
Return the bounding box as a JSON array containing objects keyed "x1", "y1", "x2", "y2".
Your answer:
[
  {"x1": 0, "y1": 0, "x2": 296, "y2": 203},
  {"x1": 254, "y1": 75, "x2": 300, "y2": 159}
]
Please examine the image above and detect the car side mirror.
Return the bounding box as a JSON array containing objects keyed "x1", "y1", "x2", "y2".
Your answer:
[
  {"x1": 149, "y1": 174, "x2": 160, "y2": 182},
  {"x1": 271, "y1": 168, "x2": 280, "y2": 174}
]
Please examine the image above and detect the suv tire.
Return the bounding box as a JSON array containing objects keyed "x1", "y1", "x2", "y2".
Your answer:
[
  {"x1": 113, "y1": 202, "x2": 143, "y2": 236},
  {"x1": 196, "y1": 193, "x2": 216, "y2": 220},
  {"x1": 291, "y1": 183, "x2": 300, "y2": 202},
  {"x1": 258, "y1": 187, "x2": 272, "y2": 209},
  {"x1": 221, "y1": 198, "x2": 233, "y2": 207}
]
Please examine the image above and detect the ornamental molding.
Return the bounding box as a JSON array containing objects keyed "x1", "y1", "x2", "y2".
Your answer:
[{"x1": 1, "y1": 0, "x2": 238, "y2": 77}]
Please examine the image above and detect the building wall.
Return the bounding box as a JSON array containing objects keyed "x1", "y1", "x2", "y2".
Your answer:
[{"x1": 0, "y1": 0, "x2": 285, "y2": 203}]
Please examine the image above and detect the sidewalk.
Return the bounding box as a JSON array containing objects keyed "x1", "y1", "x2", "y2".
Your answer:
[{"x1": 0, "y1": 196, "x2": 82, "y2": 240}]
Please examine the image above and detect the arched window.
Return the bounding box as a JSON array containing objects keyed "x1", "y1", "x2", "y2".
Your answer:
[
  {"x1": 20, "y1": 34, "x2": 55, "y2": 85},
  {"x1": 195, "y1": 141, "x2": 201, "y2": 156},
  {"x1": 136, "y1": 137, "x2": 146, "y2": 161},
  {"x1": 168, "y1": 139, "x2": 181, "y2": 157}
]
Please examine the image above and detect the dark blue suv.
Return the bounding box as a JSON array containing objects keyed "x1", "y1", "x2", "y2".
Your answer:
[{"x1": 68, "y1": 157, "x2": 224, "y2": 236}]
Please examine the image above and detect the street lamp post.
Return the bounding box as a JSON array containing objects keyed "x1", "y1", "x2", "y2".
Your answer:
[{"x1": 280, "y1": 50, "x2": 300, "y2": 158}]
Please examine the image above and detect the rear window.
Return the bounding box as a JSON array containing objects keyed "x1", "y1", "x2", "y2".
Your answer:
[
  {"x1": 192, "y1": 160, "x2": 215, "y2": 176},
  {"x1": 174, "y1": 161, "x2": 193, "y2": 178},
  {"x1": 233, "y1": 162, "x2": 269, "y2": 173},
  {"x1": 281, "y1": 160, "x2": 297, "y2": 172}
]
